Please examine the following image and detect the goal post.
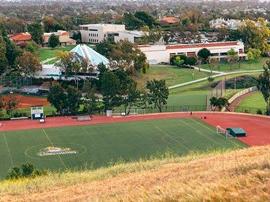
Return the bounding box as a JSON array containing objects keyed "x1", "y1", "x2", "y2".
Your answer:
[{"x1": 216, "y1": 125, "x2": 235, "y2": 139}]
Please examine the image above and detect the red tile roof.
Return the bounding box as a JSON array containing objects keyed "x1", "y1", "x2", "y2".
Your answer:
[
  {"x1": 166, "y1": 42, "x2": 239, "y2": 50},
  {"x1": 160, "y1": 16, "x2": 179, "y2": 24},
  {"x1": 9, "y1": 33, "x2": 32, "y2": 42}
]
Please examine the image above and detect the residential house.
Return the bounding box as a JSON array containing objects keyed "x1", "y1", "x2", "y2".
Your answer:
[
  {"x1": 9, "y1": 32, "x2": 32, "y2": 47},
  {"x1": 43, "y1": 30, "x2": 76, "y2": 46}
]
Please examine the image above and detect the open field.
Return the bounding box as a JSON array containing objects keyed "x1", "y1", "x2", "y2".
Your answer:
[
  {"x1": 134, "y1": 65, "x2": 212, "y2": 89},
  {"x1": 38, "y1": 45, "x2": 76, "y2": 61},
  {"x1": 199, "y1": 57, "x2": 268, "y2": 72},
  {"x1": 0, "y1": 145, "x2": 269, "y2": 201},
  {"x1": 0, "y1": 118, "x2": 244, "y2": 178},
  {"x1": 236, "y1": 91, "x2": 266, "y2": 114}
]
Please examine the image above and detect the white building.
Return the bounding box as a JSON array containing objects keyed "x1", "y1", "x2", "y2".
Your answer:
[
  {"x1": 138, "y1": 41, "x2": 245, "y2": 64},
  {"x1": 113, "y1": 30, "x2": 146, "y2": 43},
  {"x1": 210, "y1": 18, "x2": 242, "y2": 30},
  {"x1": 79, "y1": 24, "x2": 146, "y2": 44},
  {"x1": 79, "y1": 24, "x2": 125, "y2": 43}
]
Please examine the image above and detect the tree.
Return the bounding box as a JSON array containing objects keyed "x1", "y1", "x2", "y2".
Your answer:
[
  {"x1": 48, "y1": 83, "x2": 67, "y2": 114},
  {"x1": 109, "y1": 40, "x2": 148, "y2": 74},
  {"x1": 100, "y1": 71, "x2": 121, "y2": 110},
  {"x1": 0, "y1": 28, "x2": 22, "y2": 68},
  {"x1": 66, "y1": 86, "x2": 81, "y2": 114},
  {"x1": 134, "y1": 11, "x2": 156, "y2": 29},
  {"x1": 198, "y1": 48, "x2": 211, "y2": 64},
  {"x1": 27, "y1": 23, "x2": 44, "y2": 45},
  {"x1": 95, "y1": 40, "x2": 114, "y2": 58},
  {"x1": 5, "y1": 94, "x2": 18, "y2": 115},
  {"x1": 146, "y1": 79, "x2": 169, "y2": 112},
  {"x1": 48, "y1": 34, "x2": 60, "y2": 48},
  {"x1": 56, "y1": 51, "x2": 89, "y2": 79},
  {"x1": 257, "y1": 61, "x2": 270, "y2": 115},
  {"x1": 239, "y1": 18, "x2": 270, "y2": 54},
  {"x1": 247, "y1": 48, "x2": 261, "y2": 62},
  {"x1": 173, "y1": 56, "x2": 185, "y2": 67},
  {"x1": 227, "y1": 48, "x2": 239, "y2": 70},
  {"x1": 82, "y1": 80, "x2": 99, "y2": 114},
  {"x1": 25, "y1": 41, "x2": 39, "y2": 54},
  {"x1": 185, "y1": 57, "x2": 197, "y2": 66},
  {"x1": 123, "y1": 13, "x2": 144, "y2": 30},
  {"x1": 208, "y1": 57, "x2": 219, "y2": 73},
  {"x1": 114, "y1": 69, "x2": 141, "y2": 115},
  {"x1": 210, "y1": 97, "x2": 229, "y2": 111},
  {"x1": 0, "y1": 35, "x2": 8, "y2": 74},
  {"x1": 16, "y1": 51, "x2": 42, "y2": 76}
]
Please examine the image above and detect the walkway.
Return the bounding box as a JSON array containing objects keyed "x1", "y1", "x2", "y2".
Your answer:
[{"x1": 169, "y1": 69, "x2": 263, "y2": 89}]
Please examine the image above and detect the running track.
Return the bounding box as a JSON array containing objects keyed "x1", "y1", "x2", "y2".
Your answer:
[{"x1": 0, "y1": 112, "x2": 269, "y2": 146}]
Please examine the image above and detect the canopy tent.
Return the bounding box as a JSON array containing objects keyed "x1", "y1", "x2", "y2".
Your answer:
[{"x1": 70, "y1": 45, "x2": 109, "y2": 71}]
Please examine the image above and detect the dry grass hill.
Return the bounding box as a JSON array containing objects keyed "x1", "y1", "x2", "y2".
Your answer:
[{"x1": 0, "y1": 146, "x2": 269, "y2": 202}]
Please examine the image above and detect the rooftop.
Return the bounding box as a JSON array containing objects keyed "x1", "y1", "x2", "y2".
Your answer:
[
  {"x1": 166, "y1": 41, "x2": 240, "y2": 50},
  {"x1": 9, "y1": 32, "x2": 32, "y2": 42}
]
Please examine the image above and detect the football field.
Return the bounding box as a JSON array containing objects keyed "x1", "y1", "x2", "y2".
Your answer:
[{"x1": 0, "y1": 118, "x2": 245, "y2": 178}]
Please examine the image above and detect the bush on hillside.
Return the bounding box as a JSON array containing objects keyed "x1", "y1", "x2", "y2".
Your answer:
[
  {"x1": 6, "y1": 163, "x2": 46, "y2": 180},
  {"x1": 211, "y1": 75, "x2": 258, "y2": 89}
]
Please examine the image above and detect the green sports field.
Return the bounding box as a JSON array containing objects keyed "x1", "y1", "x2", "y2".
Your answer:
[{"x1": 0, "y1": 118, "x2": 245, "y2": 178}]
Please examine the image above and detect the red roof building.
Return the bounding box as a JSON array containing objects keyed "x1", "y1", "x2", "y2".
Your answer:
[
  {"x1": 138, "y1": 41, "x2": 246, "y2": 64},
  {"x1": 9, "y1": 32, "x2": 32, "y2": 47},
  {"x1": 159, "y1": 17, "x2": 180, "y2": 25}
]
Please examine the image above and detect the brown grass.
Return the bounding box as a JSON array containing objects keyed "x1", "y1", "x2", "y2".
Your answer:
[{"x1": 0, "y1": 146, "x2": 269, "y2": 202}]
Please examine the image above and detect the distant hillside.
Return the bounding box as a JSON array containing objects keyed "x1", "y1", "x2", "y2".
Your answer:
[{"x1": 0, "y1": 146, "x2": 269, "y2": 201}]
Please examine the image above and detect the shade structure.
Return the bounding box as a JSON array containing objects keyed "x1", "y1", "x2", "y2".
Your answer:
[{"x1": 70, "y1": 44, "x2": 109, "y2": 69}]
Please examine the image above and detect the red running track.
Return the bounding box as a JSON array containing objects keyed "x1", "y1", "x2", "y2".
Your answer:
[{"x1": 0, "y1": 112, "x2": 269, "y2": 147}]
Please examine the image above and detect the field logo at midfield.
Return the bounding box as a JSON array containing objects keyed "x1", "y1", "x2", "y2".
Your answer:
[{"x1": 38, "y1": 146, "x2": 77, "y2": 156}]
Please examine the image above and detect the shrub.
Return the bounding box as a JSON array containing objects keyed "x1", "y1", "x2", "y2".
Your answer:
[
  {"x1": 170, "y1": 55, "x2": 187, "y2": 66},
  {"x1": 185, "y1": 57, "x2": 197, "y2": 66},
  {"x1": 208, "y1": 76, "x2": 214, "y2": 82},
  {"x1": 257, "y1": 109, "x2": 263, "y2": 115},
  {"x1": 6, "y1": 163, "x2": 46, "y2": 180}
]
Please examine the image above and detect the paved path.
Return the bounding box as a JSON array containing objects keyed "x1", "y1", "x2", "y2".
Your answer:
[
  {"x1": 169, "y1": 69, "x2": 263, "y2": 89},
  {"x1": 41, "y1": 57, "x2": 57, "y2": 64}
]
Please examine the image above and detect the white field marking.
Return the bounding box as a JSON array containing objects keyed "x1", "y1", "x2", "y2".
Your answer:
[
  {"x1": 154, "y1": 125, "x2": 190, "y2": 152},
  {"x1": 179, "y1": 119, "x2": 223, "y2": 147},
  {"x1": 42, "y1": 129, "x2": 67, "y2": 169},
  {"x1": 189, "y1": 119, "x2": 242, "y2": 148},
  {"x1": 2, "y1": 133, "x2": 14, "y2": 167}
]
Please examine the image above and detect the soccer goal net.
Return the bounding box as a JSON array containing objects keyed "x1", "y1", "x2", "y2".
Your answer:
[{"x1": 216, "y1": 125, "x2": 234, "y2": 139}]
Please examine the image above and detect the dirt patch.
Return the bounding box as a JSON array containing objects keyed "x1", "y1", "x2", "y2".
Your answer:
[{"x1": 2, "y1": 94, "x2": 49, "y2": 108}]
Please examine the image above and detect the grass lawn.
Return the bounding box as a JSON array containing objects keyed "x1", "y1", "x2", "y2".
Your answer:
[
  {"x1": 134, "y1": 65, "x2": 212, "y2": 90},
  {"x1": 0, "y1": 118, "x2": 244, "y2": 178},
  {"x1": 236, "y1": 91, "x2": 266, "y2": 114},
  {"x1": 199, "y1": 57, "x2": 268, "y2": 72},
  {"x1": 38, "y1": 45, "x2": 76, "y2": 61},
  {"x1": 167, "y1": 90, "x2": 208, "y2": 108}
]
